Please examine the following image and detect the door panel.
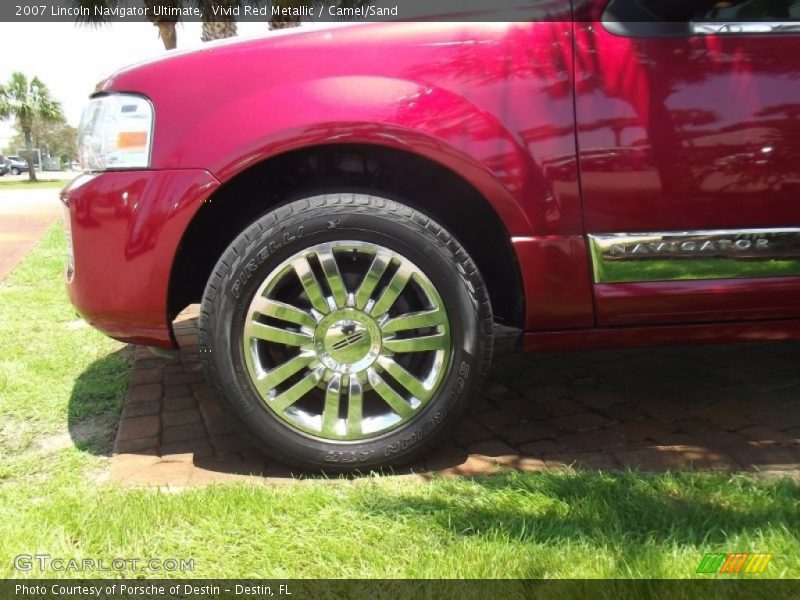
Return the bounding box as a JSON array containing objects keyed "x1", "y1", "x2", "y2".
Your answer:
[
  {"x1": 595, "y1": 277, "x2": 800, "y2": 325},
  {"x1": 574, "y1": 1, "x2": 800, "y2": 325}
]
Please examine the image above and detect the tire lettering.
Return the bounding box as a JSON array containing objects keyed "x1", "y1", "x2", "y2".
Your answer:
[
  {"x1": 384, "y1": 406, "x2": 449, "y2": 457},
  {"x1": 384, "y1": 359, "x2": 473, "y2": 457},
  {"x1": 229, "y1": 226, "x2": 306, "y2": 298},
  {"x1": 244, "y1": 259, "x2": 257, "y2": 279},
  {"x1": 321, "y1": 450, "x2": 374, "y2": 463}
]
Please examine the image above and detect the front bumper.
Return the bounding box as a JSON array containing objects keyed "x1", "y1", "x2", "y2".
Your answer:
[{"x1": 61, "y1": 169, "x2": 220, "y2": 347}]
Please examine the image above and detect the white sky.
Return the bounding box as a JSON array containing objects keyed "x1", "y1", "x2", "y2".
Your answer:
[{"x1": 0, "y1": 21, "x2": 272, "y2": 150}]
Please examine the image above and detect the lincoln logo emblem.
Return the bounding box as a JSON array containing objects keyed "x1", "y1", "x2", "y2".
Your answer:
[{"x1": 332, "y1": 327, "x2": 364, "y2": 351}]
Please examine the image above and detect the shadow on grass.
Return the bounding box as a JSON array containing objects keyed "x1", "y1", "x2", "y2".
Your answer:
[
  {"x1": 350, "y1": 471, "x2": 800, "y2": 584},
  {"x1": 67, "y1": 346, "x2": 133, "y2": 456},
  {"x1": 363, "y1": 470, "x2": 800, "y2": 547}
]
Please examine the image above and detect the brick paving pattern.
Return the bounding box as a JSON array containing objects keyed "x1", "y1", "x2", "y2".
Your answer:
[
  {"x1": 110, "y1": 306, "x2": 800, "y2": 486},
  {"x1": 0, "y1": 189, "x2": 61, "y2": 280}
]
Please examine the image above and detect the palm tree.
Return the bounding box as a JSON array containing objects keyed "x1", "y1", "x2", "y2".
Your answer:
[
  {"x1": 72, "y1": 0, "x2": 377, "y2": 47},
  {"x1": 0, "y1": 73, "x2": 64, "y2": 182},
  {"x1": 72, "y1": 0, "x2": 249, "y2": 47},
  {"x1": 73, "y1": 0, "x2": 182, "y2": 50}
]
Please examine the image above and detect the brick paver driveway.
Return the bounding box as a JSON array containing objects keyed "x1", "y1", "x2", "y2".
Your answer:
[
  {"x1": 110, "y1": 306, "x2": 800, "y2": 486},
  {"x1": 0, "y1": 186, "x2": 61, "y2": 280}
]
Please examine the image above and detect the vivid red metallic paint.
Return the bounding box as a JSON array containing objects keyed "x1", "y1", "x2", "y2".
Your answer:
[
  {"x1": 574, "y1": 0, "x2": 800, "y2": 326},
  {"x1": 595, "y1": 278, "x2": 800, "y2": 326},
  {"x1": 512, "y1": 236, "x2": 594, "y2": 330},
  {"x1": 63, "y1": 170, "x2": 219, "y2": 346},
  {"x1": 64, "y1": 12, "x2": 800, "y2": 350}
]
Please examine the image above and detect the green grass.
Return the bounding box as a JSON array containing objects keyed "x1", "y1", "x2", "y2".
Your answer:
[
  {"x1": 0, "y1": 226, "x2": 130, "y2": 466},
  {"x1": 0, "y1": 179, "x2": 69, "y2": 191},
  {"x1": 1, "y1": 226, "x2": 799, "y2": 580},
  {"x1": 2, "y1": 471, "x2": 799, "y2": 580}
]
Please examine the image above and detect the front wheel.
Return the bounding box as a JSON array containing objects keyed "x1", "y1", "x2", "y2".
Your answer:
[
  {"x1": 199, "y1": 193, "x2": 493, "y2": 471},
  {"x1": 10, "y1": 168, "x2": 20, "y2": 176}
]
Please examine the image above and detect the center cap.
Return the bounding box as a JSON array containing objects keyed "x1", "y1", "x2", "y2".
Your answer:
[{"x1": 314, "y1": 309, "x2": 382, "y2": 374}]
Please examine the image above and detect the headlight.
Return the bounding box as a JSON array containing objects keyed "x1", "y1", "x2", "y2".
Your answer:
[{"x1": 77, "y1": 94, "x2": 153, "y2": 171}]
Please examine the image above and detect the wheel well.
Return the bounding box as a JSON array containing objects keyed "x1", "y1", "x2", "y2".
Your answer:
[{"x1": 169, "y1": 144, "x2": 524, "y2": 327}]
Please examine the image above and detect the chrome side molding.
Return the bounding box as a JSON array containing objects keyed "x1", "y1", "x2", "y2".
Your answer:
[
  {"x1": 691, "y1": 22, "x2": 800, "y2": 35},
  {"x1": 588, "y1": 229, "x2": 800, "y2": 283}
]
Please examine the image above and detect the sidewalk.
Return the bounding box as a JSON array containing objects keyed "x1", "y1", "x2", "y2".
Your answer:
[{"x1": 0, "y1": 188, "x2": 62, "y2": 280}]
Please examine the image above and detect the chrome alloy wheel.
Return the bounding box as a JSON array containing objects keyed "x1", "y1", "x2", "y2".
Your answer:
[{"x1": 242, "y1": 241, "x2": 452, "y2": 441}]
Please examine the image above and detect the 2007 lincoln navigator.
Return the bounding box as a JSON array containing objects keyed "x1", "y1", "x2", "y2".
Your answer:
[{"x1": 64, "y1": 2, "x2": 800, "y2": 469}]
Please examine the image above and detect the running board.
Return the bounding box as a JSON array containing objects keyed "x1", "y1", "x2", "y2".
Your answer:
[{"x1": 520, "y1": 319, "x2": 800, "y2": 353}]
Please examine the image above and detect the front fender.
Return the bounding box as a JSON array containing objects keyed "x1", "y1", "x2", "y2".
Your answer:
[{"x1": 153, "y1": 75, "x2": 536, "y2": 235}]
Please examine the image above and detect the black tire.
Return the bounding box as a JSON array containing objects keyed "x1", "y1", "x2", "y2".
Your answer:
[
  {"x1": 199, "y1": 193, "x2": 493, "y2": 472},
  {"x1": 10, "y1": 168, "x2": 20, "y2": 176}
]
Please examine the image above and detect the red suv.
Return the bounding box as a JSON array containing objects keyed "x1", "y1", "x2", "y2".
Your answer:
[{"x1": 63, "y1": 1, "x2": 800, "y2": 470}]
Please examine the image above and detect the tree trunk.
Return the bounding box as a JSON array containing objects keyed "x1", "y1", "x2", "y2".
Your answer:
[
  {"x1": 269, "y1": 0, "x2": 302, "y2": 29},
  {"x1": 200, "y1": 0, "x2": 239, "y2": 41},
  {"x1": 155, "y1": 21, "x2": 178, "y2": 50},
  {"x1": 269, "y1": 19, "x2": 301, "y2": 30},
  {"x1": 200, "y1": 0, "x2": 239, "y2": 42},
  {"x1": 24, "y1": 129, "x2": 37, "y2": 182},
  {"x1": 646, "y1": 82, "x2": 696, "y2": 197},
  {"x1": 201, "y1": 20, "x2": 238, "y2": 42},
  {"x1": 145, "y1": 0, "x2": 179, "y2": 50}
]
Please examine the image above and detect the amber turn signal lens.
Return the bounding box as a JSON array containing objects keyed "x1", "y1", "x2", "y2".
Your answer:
[{"x1": 117, "y1": 131, "x2": 148, "y2": 149}]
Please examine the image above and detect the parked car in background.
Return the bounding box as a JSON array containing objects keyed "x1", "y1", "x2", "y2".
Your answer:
[
  {"x1": 62, "y1": 0, "x2": 800, "y2": 471},
  {"x1": 3, "y1": 156, "x2": 29, "y2": 176},
  {"x1": 0, "y1": 160, "x2": 8, "y2": 176}
]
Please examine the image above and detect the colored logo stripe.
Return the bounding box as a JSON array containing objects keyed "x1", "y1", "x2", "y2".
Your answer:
[
  {"x1": 696, "y1": 554, "x2": 726, "y2": 574},
  {"x1": 697, "y1": 553, "x2": 772, "y2": 574},
  {"x1": 745, "y1": 553, "x2": 773, "y2": 574}
]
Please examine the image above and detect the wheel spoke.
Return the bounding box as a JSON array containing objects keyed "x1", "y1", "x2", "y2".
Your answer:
[
  {"x1": 382, "y1": 308, "x2": 445, "y2": 333},
  {"x1": 316, "y1": 249, "x2": 348, "y2": 309},
  {"x1": 292, "y1": 256, "x2": 330, "y2": 314},
  {"x1": 370, "y1": 266, "x2": 411, "y2": 317},
  {"x1": 377, "y1": 356, "x2": 432, "y2": 401},
  {"x1": 355, "y1": 251, "x2": 391, "y2": 310},
  {"x1": 247, "y1": 321, "x2": 312, "y2": 346},
  {"x1": 270, "y1": 370, "x2": 322, "y2": 412},
  {"x1": 383, "y1": 332, "x2": 448, "y2": 353},
  {"x1": 251, "y1": 296, "x2": 316, "y2": 329},
  {"x1": 256, "y1": 353, "x2": 314, "y2": 395},
  {"x1": 367, "y1": 368, "x2": 414, "y2": 418},
  {"x1": 346, "y1": 376, "x2": 363, "y2": 437},
  {"x1": 321, "y1": 374, "x2": 342, "y2": 437}
]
